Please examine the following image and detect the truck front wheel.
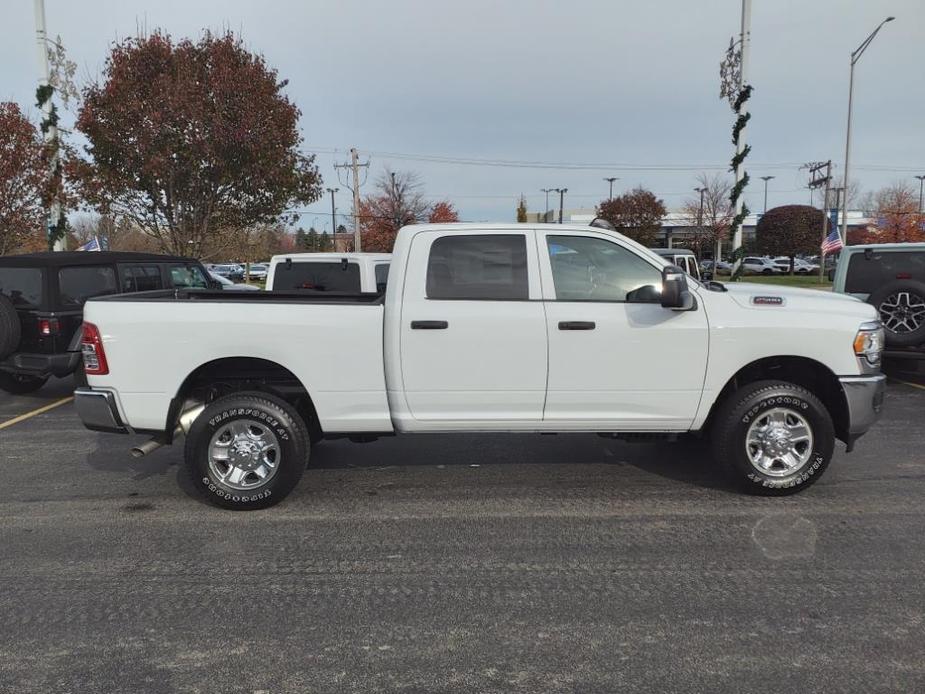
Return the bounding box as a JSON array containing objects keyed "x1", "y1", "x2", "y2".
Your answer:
[
  {"x1": 185, "y1": 391, "x2": 309, "y2": 510},
  {"x1": 711, "y1": 380, "x2": 834, "y2": 495}
]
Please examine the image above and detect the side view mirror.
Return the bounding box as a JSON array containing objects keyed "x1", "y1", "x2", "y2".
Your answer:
[{"x1": 661, "y1": 265, "x2": 695, "y2": 311}]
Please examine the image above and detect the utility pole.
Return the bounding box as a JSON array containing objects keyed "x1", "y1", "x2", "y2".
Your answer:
[
  {"x1": 915, "y1": 175, "x2": 925, "y2": 214},
  {"x1": 603, "y1": 177, "x2": 619, "y2": 201},
  {"x1": 34, "y1": 0, "x2": 64, "y2": 251},
  {"x1": 693, "y1": 186, "x2": 706, "y2": 255},
  {"x1": 333, "y1": 148, "x2": 370, "y2": 251},
  {"x1": 807, "y1": 161, "x2": 832, "y2": 281},
  {"x1": 541, "y1": 188, "x2": 554, "y2": 222},
  {"x1": 556, "y1": 188, "x2": 567, "y2": 224},
  {"x1": 325, "y1": 187, "x2": 339, "y2": 251},
  {"x1": 760, "y1": 175, "x2": 774, "y2": 213},
  {"x1": 841, "y1": 16, "x2": 895, "y2": 245}
]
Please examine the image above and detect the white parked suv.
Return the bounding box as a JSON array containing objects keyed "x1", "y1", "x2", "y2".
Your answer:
[
  {"x1": 266, "y1": 252, "x2": 391, "y2": 294},
  {"x1": 742, "y1": 257, "x2": 782, "y2": 275},
  {"x1": 74, "y1": 224, "x2": 886, "y2": 509}
]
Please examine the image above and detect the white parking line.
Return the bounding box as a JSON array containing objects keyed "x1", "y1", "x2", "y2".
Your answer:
[{"x1": 0, "y1": 396, "x2": 74, "y2": 431}]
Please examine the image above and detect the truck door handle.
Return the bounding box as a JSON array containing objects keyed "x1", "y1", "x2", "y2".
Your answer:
[
  {"x1": 411, "y1": 320, "x2": 448, "y2": 330},
  {"x1": 558, "y1": 321, "x2": 596, "y2": 330}
]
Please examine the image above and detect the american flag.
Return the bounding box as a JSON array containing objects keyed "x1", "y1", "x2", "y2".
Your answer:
[{"x1": 821, "y1": 228, "x2": 843, "y2": 255}]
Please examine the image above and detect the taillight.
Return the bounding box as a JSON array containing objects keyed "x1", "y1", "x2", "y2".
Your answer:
[
  {"x1": 38, "y1": 318, "x2": 60, "y2": 335},
  {"x1": 81, "y1": 322, "x2": 109, "y2": 375}
]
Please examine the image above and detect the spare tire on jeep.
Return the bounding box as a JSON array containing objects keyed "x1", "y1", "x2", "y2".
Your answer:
[
  {"x1": 868, "y1": 280, "x2": 925, "y2": 348},
  {"x1": 0, "y1": 294, "x2": 21, "y2": 360}
]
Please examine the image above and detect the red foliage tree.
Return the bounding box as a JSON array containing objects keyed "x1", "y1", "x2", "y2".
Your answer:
[
  {"x1": 428, "y1": 201, "x2": 460, "y2": 223},
  {"x1": 0, "y1": 103, "x2": 48, "y2": 254},
  {"x1": 852, "y1": 182, "x2": 925, "y2": 244},
  {"x1": 73, "y1": 31, "x2": 322, "y2": 257},
  {"x1": 597, "y1": 187, "x2": 666, "y2": 246},
  {"x1": 755, "y1": 205, "x2": 824, "y2": 272}
]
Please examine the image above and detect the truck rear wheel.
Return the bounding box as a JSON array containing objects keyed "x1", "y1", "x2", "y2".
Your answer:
[
  {"x1": 185, "y1": 391, "x2": 309, "y2": 510},
  {"x1": 711, "y1": 380, "x2": 834, "y2": 495},
  {"x1": 869, "y1": 280, "x2": 925, "y2": 348}
]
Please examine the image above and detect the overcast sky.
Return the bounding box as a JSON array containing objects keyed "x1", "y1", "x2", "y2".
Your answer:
[{"x1": 2, "y1": 0, "x2": 923, "y2": 227}]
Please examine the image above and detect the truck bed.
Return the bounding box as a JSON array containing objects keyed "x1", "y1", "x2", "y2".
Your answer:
[
  {"x1": 94, "y1": 288, "x2": 385, "y2": 304},
  {"x1": 83, "y1": 289, "x2": 391, "y2": 434}
]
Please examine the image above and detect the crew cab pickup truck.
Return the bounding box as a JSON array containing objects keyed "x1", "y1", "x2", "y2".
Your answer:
[{"x1": 74, "y1": 224, "x2": 887, "y2": 509}]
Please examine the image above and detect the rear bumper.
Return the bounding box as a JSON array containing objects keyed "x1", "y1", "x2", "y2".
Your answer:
[
  {"x1": 74, "y1": 388, "x2": 129, "y2": 434},
  {"x1": 0, "y1": 350, "x2": 80, "y2": 378},
  {"x1": 839, "y1": 374, "x2": 887, "y2": 450}
]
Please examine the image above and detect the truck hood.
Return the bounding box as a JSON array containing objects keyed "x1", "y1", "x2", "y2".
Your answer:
[{"x1": 711, "y1": 281, "x2": 878, "y2": 319}]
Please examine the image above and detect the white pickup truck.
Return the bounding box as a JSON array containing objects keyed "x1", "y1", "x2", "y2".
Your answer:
[{"x1": 75, "y1": 223, "x2": 887, "y2": 509}]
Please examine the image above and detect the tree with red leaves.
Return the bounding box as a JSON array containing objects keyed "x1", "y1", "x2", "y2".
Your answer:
[
  {"x1": 755, "y1": 205, "x2": 823, "y2": 272},
  {"x1": 73, "y1": 31, "x2": 322, "y2": 257},
  {"x1": 853, "y1": 182, "x2": 925, "y2": 244},
  {"x1": 0, "y1": 103, "x2": 48, "y2": 254},
  {"x1": 358, "y1": 169, "x2": 458, "y2": 252},
  {"x1": 597, "y1": 187, "x2": 666, "y2": 247}
]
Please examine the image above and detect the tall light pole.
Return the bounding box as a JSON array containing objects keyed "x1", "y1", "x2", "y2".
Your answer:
[
  {"x1": 915, "y1": 175, "x2": 925, "y2": 214},
  {"x1": 760, "y1": 175, "x2": 774, "y2": 213},
  {"x1": 603, "y1": 177, "x2": 619, "y2": 201},
  {"x1": 325, "y1": 187, "x2": 339, "y2": 250},
  {"x1": 841, "y1": 16, "x2": 895, "y2": 243},
  {"x1": 556, "y1": 188, "x2": 568, "y2": 224},
  {"x1": 541, "y1": 188, "x2": 554, "y2": 222}
]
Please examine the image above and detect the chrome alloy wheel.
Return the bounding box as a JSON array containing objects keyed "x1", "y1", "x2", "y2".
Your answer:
[
  {"x1": 878, "y1": 291, "x2": 925, "y2": 334},
  {"x1": 745, "y1": 407, "x2": 814, "y2": 477},
  {"x1": 207, "y1": 419, "x2": 280, "y2": 491}
]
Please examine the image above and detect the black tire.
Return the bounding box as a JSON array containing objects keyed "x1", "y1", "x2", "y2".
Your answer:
[
  {"x1": 711, "y1": 380, "x2": 835, "y2": 495},
  {"x1": 762, "y1": 268, "x2": 773, "y2": 275},
  {"x1": 868, "y1": 280, "x2": 925, "y2": 348},
  {"x1": 0, "y1": 371, "x2": 49, "y2": 395},
  {"x1": 0, "y1": 295, "x2": 21, "y2": 360},
  {"x1": 185, "y1": 391, "x2": 309, "y2": 510}
]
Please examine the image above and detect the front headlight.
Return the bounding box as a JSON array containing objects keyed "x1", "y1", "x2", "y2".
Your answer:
[{"x1": 854, "y1": 322, "x2": 885, "y2": 365}]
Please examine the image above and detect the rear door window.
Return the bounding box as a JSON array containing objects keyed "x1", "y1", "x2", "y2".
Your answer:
[
  {"x1": 120, "y1": 265, "x2": 164, "y2": 292},
  {"x1": 58, "y1": 266, "x2": 118, "y2": 307},
  {"x1": 0, "y1": 267, "x2": 44, "y2": 308},
  {"x1": 374, "y1": 263, "x2": 390, "y2": 292},
  {"x1": 846, "y1": 250, "x2": 925, "y2": 293},
  {"x1": 272, "y1": 261, "x2": 362, "y2": 292},
  {"x1": 426, "y1": 235, "x2": 528, "y2": 300}
]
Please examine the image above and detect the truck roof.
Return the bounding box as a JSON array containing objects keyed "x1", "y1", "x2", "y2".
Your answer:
[
  {"x1": 841, "y1": 242, "x2": 925, "y2": 252},
  {"x1": 0, "y1": 251, "x2": 196, "y2": 267},
  {"x1": 270, "y1": 252, "x2": 392, "y2": 262}
]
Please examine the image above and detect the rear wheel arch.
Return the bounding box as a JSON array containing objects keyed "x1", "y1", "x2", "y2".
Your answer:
[
  {"x1": 702, "y1": 356, "x2": 850, "y2": 444},
  {"x1": 168, "y1": 357, "x2": 323, "y2": 444}
]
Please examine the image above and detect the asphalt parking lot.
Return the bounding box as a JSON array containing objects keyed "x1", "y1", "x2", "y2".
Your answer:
[{"x1": 1, "y1": 373, "x2": 924, "y2": 693}]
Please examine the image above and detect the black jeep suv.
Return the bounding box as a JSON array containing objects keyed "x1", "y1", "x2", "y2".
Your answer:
[{"x1": 0, "y1": 251, "x2": 215, "y2": 394}]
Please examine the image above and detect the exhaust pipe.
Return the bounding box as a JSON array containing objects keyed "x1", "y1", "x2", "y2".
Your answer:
[{"x1": 130, "y1": 402, "x2": 207, "y2": 457}]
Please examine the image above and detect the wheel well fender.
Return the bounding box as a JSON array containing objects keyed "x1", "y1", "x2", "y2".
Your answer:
[
  {"x1": 702, "y1": 355, "x2": 850, "y2": 443},
  {"x1": 164, "y1": 357, "x2": 320, "y2": 443}
]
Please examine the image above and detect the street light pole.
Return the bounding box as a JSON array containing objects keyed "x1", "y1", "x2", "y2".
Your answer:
[
  {"x1": 325, "y1": 187, "x2": 339, "y2": 251},
  {"x1": 556, "y1": 188, "x2": 568, "y2": 224},
  {"x1": 541, "y1": 188, "x2": 554, "y2": 222},
  {"x1": 841, "y1": 16, "x2": 895, "y2": 244},
  {"x1": 694, "y1": 187, "x2": 706, "y2": 255},
  {"x1": 760, "y1": 175, "x2": 775, "y2": 213},
  {"x1": 603, "y1": 177, "x2": 619, "y2": 201},
  {"x1": 915, "y1": 175, "x2": 925, "y2": 214}
]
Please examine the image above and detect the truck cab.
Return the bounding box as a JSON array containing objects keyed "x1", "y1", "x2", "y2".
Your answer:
[{"x1": 266, "y1": 252, "x2": 391, "y2": 294}]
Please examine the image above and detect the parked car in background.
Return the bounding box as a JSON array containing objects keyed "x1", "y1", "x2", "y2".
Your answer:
[
  {"x1": 742, "y1": 256, "x2": 783, "y2": 275},
  {"x1": 648, "y1": 248, "x2": 701, "y2": 280},
  {"x1": 772, "y1": 257, "x2": 820, "y2": 275},
  {"x1": 246, "y1": 263, "x2": 269, "y2": 281},
  {"x1": 701, "y1": 259, "x2": 732, "y2": 276},
  {"x1": 267, "y1": 252, "x2": 392, "y2": 294},
  {"x1": 208, "y1": 263, "x2": 245, "y2": 281},
  {"x1": 208, "y1": 272, "x2": 260, "y2": 292},
  {"x1": 0, "y1": 251, "x2": 215, "y2": 393},
  {"x1": 75, "y1": 223, "x2": 885, "y2": 509},
  {"x1": 832, "y1": 243, "x2": 925, "y2": 349}
]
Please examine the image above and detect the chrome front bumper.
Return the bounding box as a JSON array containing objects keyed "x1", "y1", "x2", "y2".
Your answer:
[
  {"x1": 74, "y1": 388, "x2": 129, "y2": 434},
  {"x1": 839, "y1": 374, "x2": 887, "y2": 449}
]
